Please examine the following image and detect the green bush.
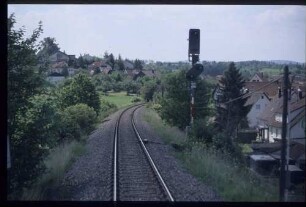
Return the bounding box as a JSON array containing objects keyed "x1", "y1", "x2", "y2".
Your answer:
[
  {"x1": 100, "y1": 99, "x2": 117, "y2": 112},
  {"x1": 131, "y1": 96, "x2": 142, "y2": 103},
  {"x1": 9, "y1": 94, "x2": 60, "y2": 198},
  {"x1": 189, "y1": 118, "x2": 214, "y2": 143},
  {"x1": 59, "y1": 103, "x2": 97, "y2": 142},
  {"x1": 58, "y1": 74, "x2": 101, "y2": 114},
  {"x1": 151, "y1": 103, "x2": 162, "y2": 113}
]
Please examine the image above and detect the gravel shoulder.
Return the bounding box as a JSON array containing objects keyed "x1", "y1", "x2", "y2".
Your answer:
[
  {"x1": 55, "y1": 109, "x2": 123, "y2": 201},
  {"x1": 134, "y1": 106, "x2": 222, "y2": 201}
]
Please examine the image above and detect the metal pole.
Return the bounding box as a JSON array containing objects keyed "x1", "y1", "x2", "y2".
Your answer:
[
  {"x1": 189, "y1": 55, "x2": 197, "y2": 126},
  {"x1": 279, "y1": 66, "x2": 289, "y2": 202}
]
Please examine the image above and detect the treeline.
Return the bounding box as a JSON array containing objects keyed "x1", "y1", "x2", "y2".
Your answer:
[{"x1": 7, "y1": 14, "x2": 103, "y2": 199}]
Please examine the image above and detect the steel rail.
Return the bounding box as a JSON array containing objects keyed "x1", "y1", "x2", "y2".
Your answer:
[
  {"x1": 131, "y1": 106, "x2": 175, "y2": 202},
  {"x1": 112, "y1": 103, "x2": 144, "y2": 201}
]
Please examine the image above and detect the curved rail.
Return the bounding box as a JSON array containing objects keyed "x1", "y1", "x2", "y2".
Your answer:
[
  {"x1": 131, "y1": 106, "x2": 174, "y2": 202},
  {"x1": 112, "y1": 104, "x2": 144, "y2": 201},
  {"x1": 113, "y1": 104, "x2": 174, "y2": 201}
]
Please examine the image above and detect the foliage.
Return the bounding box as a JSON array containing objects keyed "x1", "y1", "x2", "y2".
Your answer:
[
  {"x1": 77, "y1": 55, "x2": 85, "y2": 69},
  {"x1": 58, "y1": 74, "x2": 101, "y2": 114},
  {"x1": 134, "y1": 59, "x2": 143, "y2": 70},
  {"x1": 141, "y1": 80, "x2": 157, "y2": 102},
  {"x1": 116, "y1": 54, "x2": 125, "y2": 71},
  {"x1": 59, "y1": 104, "x2": 97, "y2": 142},
  {"x1": 61, "y1": 67, "x2": 69, "y2": 77},
  {"x1": 7, "y1": 14, "x2": 45, "y2": 137},
  {"x1": 189, "y1": 118, "x2": 214, "y2": 143},
  {"x1": 21, "y1": 140, "x2": 86, "y2": 200},
  {"x1": 37, "y1": 37, "x2": 60, "y2": 61},
  {"x1": 159, "y1": 70, "x2": 210, "y2": 130},
  {"x1": 9, "y1": 94, "x2": 60, "y2": 197},
  {"x1": 131, "y1": 96, "x2": 142, "y2": 103},
  {"x1": 100, "y1": 99, "x2": 117, "y2": 113},
  {"x1": 124, "y1": 80, "x2": 141, "y2": 95},
  {"x1": 215, "y1": 62, "x2": 251, "y2": 138},
  {"x1": 143, "y1": 108, "x2": 278, "y2": 201}
]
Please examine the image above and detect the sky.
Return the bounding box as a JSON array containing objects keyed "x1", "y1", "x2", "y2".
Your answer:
[{"x1": 7, "y1": 5, "x2": 306, "y2": 63}]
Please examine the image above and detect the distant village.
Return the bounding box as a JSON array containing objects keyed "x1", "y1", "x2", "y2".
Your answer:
[
  {"x1": 45, "y1": 50, "x2": 159, "y2": 85},
  {"x1": 45, "y1": 49, "x2": 305, "y2": 184}
]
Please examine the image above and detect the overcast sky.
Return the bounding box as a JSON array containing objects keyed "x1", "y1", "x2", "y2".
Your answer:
[{"x1": 8, "y1": 5, "x2": 305, "y2": 63}]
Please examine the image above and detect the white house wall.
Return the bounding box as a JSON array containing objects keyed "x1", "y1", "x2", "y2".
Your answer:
[
  {"x1": 248, "y1": 95, "x2": 270, "y2": 128},
  {"x1": 267, "y1": 108, "x2": 305, "y2": 142}
]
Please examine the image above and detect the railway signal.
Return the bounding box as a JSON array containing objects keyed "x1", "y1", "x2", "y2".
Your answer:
[{"x1": 186, "y1": 29, "x2": 203, "y2": 125}]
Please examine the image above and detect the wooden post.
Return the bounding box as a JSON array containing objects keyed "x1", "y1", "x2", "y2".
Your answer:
[{"x1": 279, "y1": 65, "x2": 289, "y2": 202}]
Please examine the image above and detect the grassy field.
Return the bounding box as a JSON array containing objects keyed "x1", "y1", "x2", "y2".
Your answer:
[
  {"x1": 142, "y1": 107, "x2": 279, "y2": 201},
  {"x1": 259, "y1": 68, "x2": 282, "y2": 76},
  {"x1": 99, "y1": 91, "x2": 141, "y2": 109}
]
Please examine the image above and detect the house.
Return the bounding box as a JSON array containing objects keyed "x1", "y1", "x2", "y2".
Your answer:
[
  {"x1": 212, "y1": 84, "x2": 224, "y2": 104},
  {"x1": 47, "y1": 72, "x2": 65, "y2": 84},
  {"x1": 244, "y1": 81, "x2": 280, "y2": 100},
  {"x1": 126, "y1": 69, "x2": 145, "y2": 80},
  {"x1": 68, "y1": 68, "x2": 78, "y2": 76},
  {"x1": 257, "y1": 95, "x2": 305, "y2": 143},
  {"x1": 123, "y1": 60, "x2": 134, "y2": 70},
  {"x1": 249, "y1": 73, "x2": 268, "y2": 82},
  {"x1": 88, "y1": 61, "x2": 113, "y2": 75},
  {"x1": 245, "y1": 92, "x2": 271, "y2": 128},
  {"x1": 142, "y1": 69, "x2": 160, "y2": 79},
  {"x1": 50, "y1": 61, "x2": 68, "y2": 74},
  {"x1": 49, "y1": 51, "x2": 70, "y2": 63}
]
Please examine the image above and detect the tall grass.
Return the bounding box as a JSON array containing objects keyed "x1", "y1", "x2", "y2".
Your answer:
[
  {"x1": 21, "y1": 141, "x2": 86, "y2": 200},
  {"x1": 142, "y1": 107, "x2": 279, "y2": 201}
]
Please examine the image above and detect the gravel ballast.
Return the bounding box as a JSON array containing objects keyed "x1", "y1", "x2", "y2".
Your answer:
[
  {"x1": 133, "y1": 106, "x2": 222, "y2": 201},
  {"x1": 54, "y1": 105, "x2": 221, "y2": 201}
]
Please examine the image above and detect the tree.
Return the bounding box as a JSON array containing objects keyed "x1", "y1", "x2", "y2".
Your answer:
[
  {"x1": 61, "y1": 67, "x2": 69, "y2": 77},
  {"x1": 134, "y1": 59, "x2": 143, "y2": 70},
  {"x1": 77, "y1": 55, "x2": 85, "y2": 69},
  {"x1": 37, "y1": 37, "x2": 60, "y2": 61},
  {"x1": 107, "y1": 53, "x2": 115, "y2": 69},
  {"x1": 58, "y1": 74, "x2": 101, "y2": 114},
  {"x1": 117, "y1": 54, "x2": 125, "y2": 71},
  {"x1": 159, "y1": 70, "x2": 210, "y2": 129},
  {"x1": 9, "y1": 94, "x2": 59, "y2": 197},
  {"x1": 141, "y1": 80, "x2": 157, "y2": 102},
  {"x1": 59, "y1": 103, "x2": 97, "y2": 142},
  {"x1": 8, "y1": 14, "x2": 45, "y2": 140},
  {"x1": 215, "y1": 62, "x2": 251, "y2": 138}
]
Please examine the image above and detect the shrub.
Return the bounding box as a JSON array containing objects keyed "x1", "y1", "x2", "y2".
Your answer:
[
  {"x1": 9, "y1": 94, "x2": 59, "y2": 198},
  {"x1": 189, "y1": 118, "x2": 214, "y2": 143},
  {"x1": 58, "y1": 74, "x2": 101, "y2": 114},
  {"x1": 131, "y1": 97, "x2": 142, "y2": 103},
  {"x1": 100, "y1": 99, "x2": 117, "y2": 112},
  {"x1": 59, "y1": 104, "x2": 97, "y2": 142},
  {"x1": 151, "y1": 103, "x2": 162, "y2": 113}
]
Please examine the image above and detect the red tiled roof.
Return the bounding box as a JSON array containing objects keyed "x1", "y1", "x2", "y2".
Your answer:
[{"x1": 244, "y1": 81, "x2": 281, "y2": 99}]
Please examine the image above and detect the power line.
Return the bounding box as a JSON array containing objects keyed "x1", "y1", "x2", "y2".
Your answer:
[{"x1": 220, "y1": 76, "x2": 283, "y2": 105}]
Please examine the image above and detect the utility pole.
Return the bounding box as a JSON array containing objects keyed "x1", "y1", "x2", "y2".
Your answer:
[{"x1": 280, "y1": 65, "x2": 289, "y2": 202}]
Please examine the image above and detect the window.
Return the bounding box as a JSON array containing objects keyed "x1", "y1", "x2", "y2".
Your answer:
[{"x1": 256, "y1": 104, "x2": 260, "y2": 109}]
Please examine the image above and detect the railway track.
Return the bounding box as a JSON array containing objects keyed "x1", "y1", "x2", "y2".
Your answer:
[{"x1": 112, "y1": 104, "x2": 174, "y2": 201}]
